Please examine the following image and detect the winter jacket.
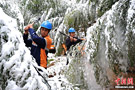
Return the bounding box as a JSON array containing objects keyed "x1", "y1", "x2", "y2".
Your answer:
[
  {"x1": 23, "y1": 28, "x2": 52, "y2": 68},
  {"x1": 65, "y1": 37, "x2": 82, "y2": 50}
]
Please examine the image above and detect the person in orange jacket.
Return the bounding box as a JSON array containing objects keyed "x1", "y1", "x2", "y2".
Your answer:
[{"x1": 23, "y1": 21, "x2": 52, "y2": 69}]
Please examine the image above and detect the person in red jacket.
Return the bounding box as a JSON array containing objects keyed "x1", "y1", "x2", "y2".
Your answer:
[{"x1": 23, "y1": 21, "x2": 52, "y2": 69}]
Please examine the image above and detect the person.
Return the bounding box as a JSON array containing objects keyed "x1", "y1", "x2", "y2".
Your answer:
[
  {"x1": 65, "y1": 28, "x2": 84, "y2": 51},
  {"x1": 23, "y1": 21, "x2": 52, "y2": 69}
]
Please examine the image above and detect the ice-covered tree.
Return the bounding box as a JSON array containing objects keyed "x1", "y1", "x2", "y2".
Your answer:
[{"x1": 0, "y1": 7, "x2": 50, "y2": 90}]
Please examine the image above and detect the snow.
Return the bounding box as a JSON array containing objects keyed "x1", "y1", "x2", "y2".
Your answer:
[
  {"x1": 0, "y1": 0, "x2": 24, "y2": 30},
  {"x1": 0, "y1": 9, "x2": 17, "y2": 28},
  {"x1": 0, "y1": 7, "x2": 72, "y2": 90},
  {"x1": 5, "y1": 81, "x2": 22, "y2": 90},
  {"x1": 46, "y1": 54, "x2": 73, "y2": 89},
  {"x1": 85, "y1": 0, "x2": 132, "y2": 88},
  {"x1": 127, "y1": 0, "x2": 135, "y2": 21}
]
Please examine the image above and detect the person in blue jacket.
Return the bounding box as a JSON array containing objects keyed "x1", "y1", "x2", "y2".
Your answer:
[
  {"x1": 66, "y1": 28, "x2": 84, "y2": 51},
  {"x1": 23, "y1": 21, "x2": 52, "y2": 69}
]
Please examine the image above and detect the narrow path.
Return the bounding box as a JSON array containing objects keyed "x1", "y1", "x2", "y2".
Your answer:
[{"x1": 45, "y1": 53, "x2": 73, "y2": 90}]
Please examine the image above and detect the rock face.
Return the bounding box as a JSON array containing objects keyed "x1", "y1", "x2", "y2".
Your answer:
[
  {"x1": 65, "y1": 0, "x2": 135, "y2": 89},
  {"x1": 85, "y1": 0, "x2": 135, "y2": 88}
]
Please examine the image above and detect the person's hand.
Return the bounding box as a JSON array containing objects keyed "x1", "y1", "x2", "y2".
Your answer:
[
  {"x1": 73, "y1": 38, "x2": 77, "y2": 42},
  {"x1": 70, "y1": 37, "x2": 77, "y2": 42},
  {"x1": 24, "y1": 30, "x2": 28, "y2": 34},
  {"x1": 24, "y1": 24, "x2": 33, "y2": 30},
  {"x1": 70, "y1": 36, "x2": 74, "y2": 42},
  {"x1": 80, "y1": 38, "x2": 86, "y2": 41},
  {"x1": 24, "y1": 23, "x2": 34, "y2": 34}
]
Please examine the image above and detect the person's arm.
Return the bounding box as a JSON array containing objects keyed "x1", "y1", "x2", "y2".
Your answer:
[
  {"x1": 73, "y1": 37, "x2": 82, "y2": 44},
  {"x1": 66, "y1": 37, "x2": 72, "y2": 50},
  {"x1": 24, "y1": 24, "x2": 46, "y2": 49},
  {"x1": 28, "y1": 28, "x2": 46, "y2": 49},
  {"x1": 23, "y1": 33, "x2": 32, "y2": 47}
]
